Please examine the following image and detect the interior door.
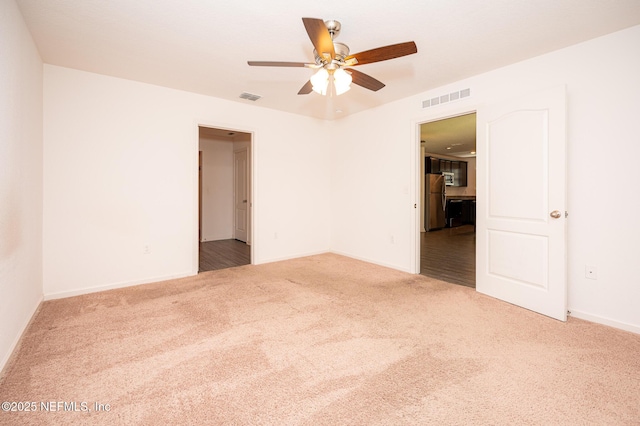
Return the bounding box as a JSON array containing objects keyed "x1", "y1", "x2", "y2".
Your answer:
[
  {"x1": 234, "y1": 148, "x2": 248, "y2": 242},
  {"x1": 198, "y1": 151, "x2": 202, "y2": 242},
  {"x1": 476, "y1": 86, "x2": 567, "y2": 321}
]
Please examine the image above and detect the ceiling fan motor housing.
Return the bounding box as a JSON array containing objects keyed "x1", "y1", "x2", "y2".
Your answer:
[
  {"x1": 314, "y1": 42, "x2": 350, "y2": 66},
  {"x1": 312, "y1": 20, "x2": 350, "y2": 67},
  {"x1": 324, "y1": 20, "x2": 341, "y2": 38}
]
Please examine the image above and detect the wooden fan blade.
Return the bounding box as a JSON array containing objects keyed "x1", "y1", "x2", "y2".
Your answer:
[
  {"x1": 345, "y1": 41, "x2": 417, "y2": 66},
  {"x1": 349, "y1": 69, "x2": 385, "y2": 91},
  {"x1": 302, "y1": 17, "x2": 335, "y2": 60},
  {"x1": 247, "y1": 61, "x2": 308, "y2": 67},
  {"x1": 298, "y1": 80, "x2": 313, "y2": 95}
]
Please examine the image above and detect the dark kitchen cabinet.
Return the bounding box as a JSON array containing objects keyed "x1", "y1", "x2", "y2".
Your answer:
[
  {"x1": 452, "y1": 161, "x2": 467, "y2": 186},
  {"x1": 446, "y1": 199, "x2": 464, "y2": 227},
  {"x1": 425, "y1": 156, "x2": 468, "y2": 187},
  {"x1": 446, "y1": 198, "x2": 476, "y2": 228},
  {"x1": 428, "y1": 157, "x2": 440, "y2": 173}
]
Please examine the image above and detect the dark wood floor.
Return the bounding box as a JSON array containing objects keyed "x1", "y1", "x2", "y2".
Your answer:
[
  {"x1": 420, "y1": 225, "x2": 475, "y2": 288},
  {"x1": 199, "y1": 239, "x2": 251, "y2": 272},
  {"x1": 199, "y1": 232, "x2": 474, "y2": 287}
]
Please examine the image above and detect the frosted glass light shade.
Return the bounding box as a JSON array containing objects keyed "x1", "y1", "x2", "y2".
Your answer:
[
  {"x1": 311, "y1": 68, "x2": 329, "y2": 95},
  {"x1": 333, "y1": 68, "x2": 352, "y2": 96}
]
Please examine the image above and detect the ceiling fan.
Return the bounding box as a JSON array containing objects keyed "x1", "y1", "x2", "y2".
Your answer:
[{"x1": 248, "y1": 18, "x2": 417, "y2": 96}]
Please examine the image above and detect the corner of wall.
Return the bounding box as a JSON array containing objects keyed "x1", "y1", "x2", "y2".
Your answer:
[{"x1": 0, "y1": 296, "x2": 43, "y2": 376}]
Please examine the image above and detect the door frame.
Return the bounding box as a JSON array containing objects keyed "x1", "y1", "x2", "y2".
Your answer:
[
  {"x1": 194, "y1": 123, "x2": 255, "y2": 275},
  {"x1": 233, "y1": 146, "x2": 250, "y2": 243},
  {"x1": 411, "y1": 106, "x2": 478, "y2": 275}
]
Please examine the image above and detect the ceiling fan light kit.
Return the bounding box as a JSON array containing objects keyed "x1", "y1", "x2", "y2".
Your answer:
[
  {"x1": 311, "y1": 68, "x2": 329, "y2": 95},
  {"x1": 248, "y1": 18, "x2": 417, "y2": 97},
  {"x1": 310, "y1": 67, "x2": 352, "y2": 96},
  {"x1": 333, "y1": 68, "x2": 352, "y2": 95}
]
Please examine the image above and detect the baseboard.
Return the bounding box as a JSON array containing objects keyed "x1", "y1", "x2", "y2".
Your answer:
[
  {"x1": 329, "y1": 250, "x2": 412, "y2": 274},
  {"x1": 569, "y1": 309, "x2": 640, "y2": 335},
  {"x1": 255, "y1": 250, "x2": 330, "y2": 265},
  {"x1": 44, "y1": 271, "x2": 195, "y2": 301},
  {"x1": 1, "y1": 294, "x2": 43, "y2": 377},
  {"x1": 201, "y1": 235, "x2": 234, "y2": 242}
]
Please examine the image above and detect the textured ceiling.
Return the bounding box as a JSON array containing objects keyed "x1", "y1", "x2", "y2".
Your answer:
[{"x1": 16, "y1": 0, "x2": 640, "y2": 121}]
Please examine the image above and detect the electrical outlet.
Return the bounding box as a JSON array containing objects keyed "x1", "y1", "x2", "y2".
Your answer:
[
  {"x1": 390, "y1": 234, "x2": 395, "y2": 244},
  {"x1": 143, "y1": 245, "x2": 150, "y2": 255},
  {"x1": 585, "y1": 265, "x2": 597, "y2": 280}
]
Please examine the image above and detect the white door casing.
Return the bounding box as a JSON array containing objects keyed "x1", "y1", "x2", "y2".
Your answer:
[
  {"x1": 234, "y1": 148, "x2": 248, "y2": 242},
  {"x1": 476, "y1": 86, "x2": 567, "y2": 321}
]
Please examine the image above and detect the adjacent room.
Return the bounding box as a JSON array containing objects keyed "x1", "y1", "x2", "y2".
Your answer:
[
  {"x1": 2, "y1": 0, "x2": 639, "y2": 423},
  {"x1": 420, "y1": 113, "x2": 476, "y2": 288},
  {"x1": 198, "y1": 127, "x2": 252, "y2": 272}
]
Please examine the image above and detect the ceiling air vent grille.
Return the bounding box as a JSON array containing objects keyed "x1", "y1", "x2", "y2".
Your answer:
[
  {"x1": 422, "y1": 88, "x2": 470, "y2": 109},
  {"x1": 239, "y1": 92, "x2": 261, "y2": 101}
]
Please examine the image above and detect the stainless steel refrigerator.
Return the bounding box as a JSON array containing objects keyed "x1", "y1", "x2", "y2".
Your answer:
[{"x1": 425, "y1": 173, "x2": 446, "y2": 231}]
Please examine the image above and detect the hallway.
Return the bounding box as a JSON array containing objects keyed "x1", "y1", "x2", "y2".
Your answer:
[{"x1": 199, "y1": 239, "x2": 250, "y2": 272}]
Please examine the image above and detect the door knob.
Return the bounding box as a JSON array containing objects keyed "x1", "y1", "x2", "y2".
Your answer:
[{"x1": 550, "y1": 210, "x2": 561, "y2": 219}]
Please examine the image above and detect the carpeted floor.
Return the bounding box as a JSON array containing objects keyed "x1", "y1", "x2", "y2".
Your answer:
[{"x1": 1, "y1": 253, "x2": 639, "y2": 425}]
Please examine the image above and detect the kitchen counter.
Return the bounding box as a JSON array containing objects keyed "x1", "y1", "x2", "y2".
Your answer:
[{"x1": 446, "y1": 195, "x2": 476, "y2": 200}]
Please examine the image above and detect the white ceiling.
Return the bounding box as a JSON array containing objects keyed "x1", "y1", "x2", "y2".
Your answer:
[
  {"x1": 421, "y1": 113, "x2": 476, "y2": 158},
  {"x1": 199, "y1": 126, "x2": 246, "y2": 141},
  {"x1": 16, "y1": 0, "x2": 640, "y2": 121}
]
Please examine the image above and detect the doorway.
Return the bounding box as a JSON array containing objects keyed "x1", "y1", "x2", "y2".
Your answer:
[
  {"x1": 419, "y1": 113, "x2": 476, "y2": 288},
  {"x1": 198, "y1": 126, "x2": 252, "y2": 272}
]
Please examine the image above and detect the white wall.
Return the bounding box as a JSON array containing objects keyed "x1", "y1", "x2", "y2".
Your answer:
[
  {"x1": 331, "y1": 104, "x2": 414, "y2": 271},
  {"x1": 332, "y1": 25, "x2": 640, "y2": 332},
  {"x1": 199, "y1": 135, "x2": 234, "y2": 241},
  {"x1": 0, "y1": 0, "x2": 43, "y2": 372},
  {"x1": 43, "y1": 65, "x2": 331, "y2": 299}
]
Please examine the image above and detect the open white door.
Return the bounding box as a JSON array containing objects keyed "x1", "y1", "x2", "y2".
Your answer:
[
  {"x1": 234, "y1": 148, "x2": 248, "y2": 242},
  {"x1": 476, "y1": 86, "x2": 567, "y2": 321}
]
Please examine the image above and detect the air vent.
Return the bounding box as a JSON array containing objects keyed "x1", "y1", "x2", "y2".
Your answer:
[
  {"x1": 422, "y1": 88, "x2": 471, "y2": 108},
  {"x1": 239, "y1": 92, "x2": 261, "y2": 101}
]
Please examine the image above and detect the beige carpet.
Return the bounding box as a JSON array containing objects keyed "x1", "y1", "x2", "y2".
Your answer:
[{"x1": 1, "y1": 253, "x2": 639, "y2": 425}]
